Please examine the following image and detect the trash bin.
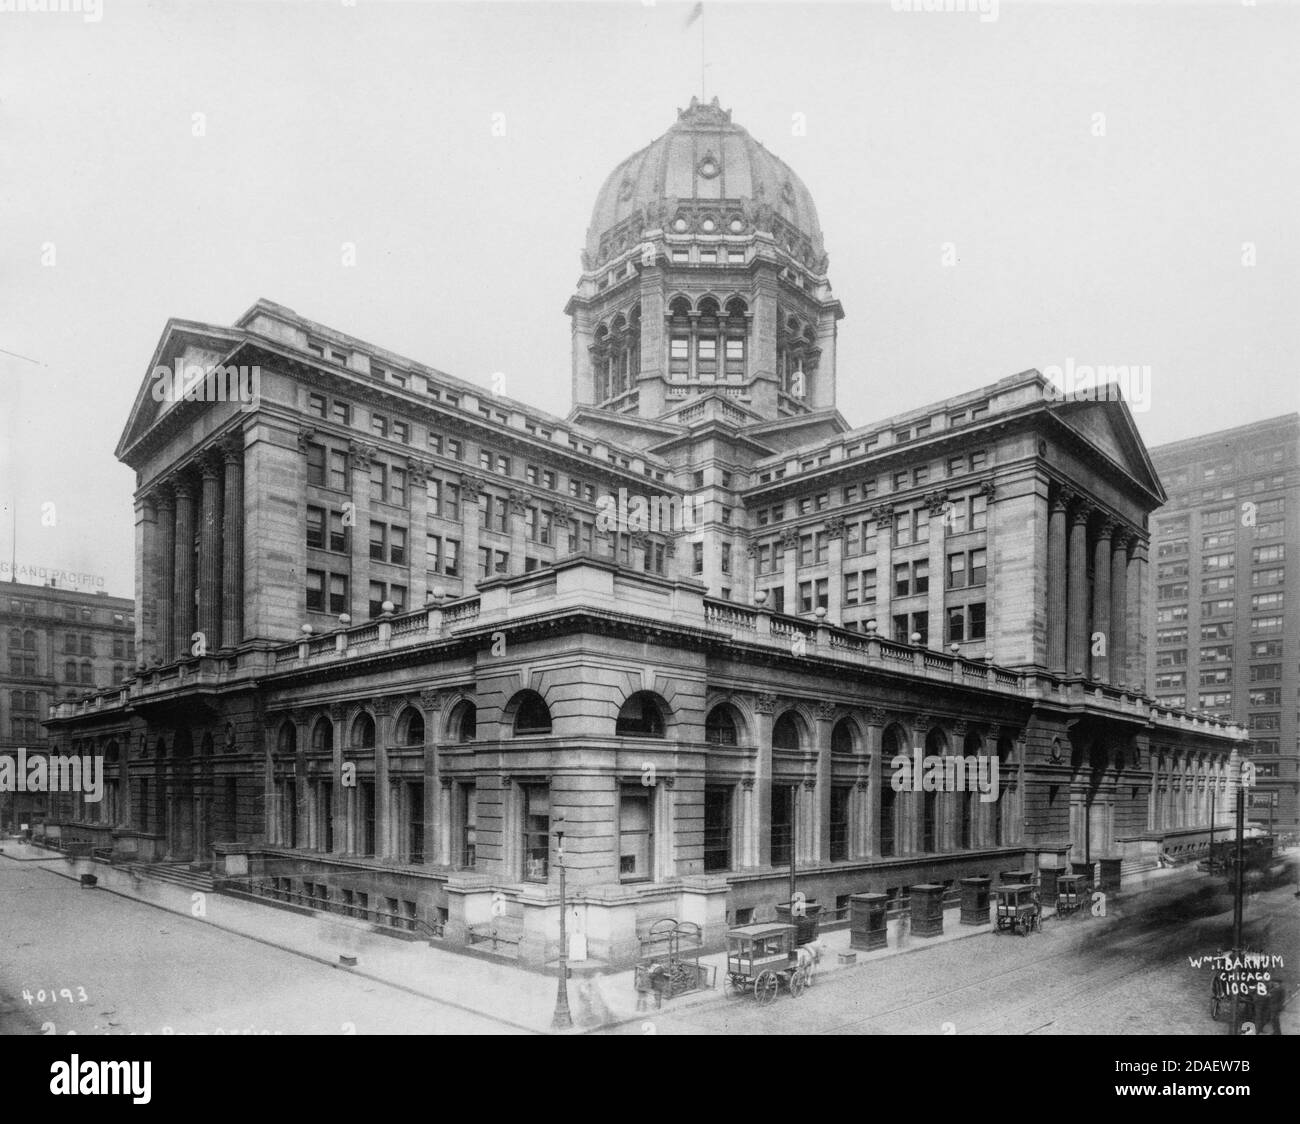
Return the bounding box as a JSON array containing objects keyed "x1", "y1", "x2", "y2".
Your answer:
[
  {"x1": 849, "y1": 893, "x2": 888, "y2": 951},
  {"x1": 774, "y1": 902, "x2": 823, "y2": 945},
  {"x1": 79, "y1": 874, "x2": 97, "y2": 889}
]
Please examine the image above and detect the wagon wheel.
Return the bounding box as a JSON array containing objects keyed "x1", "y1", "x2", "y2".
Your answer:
[
  {"x1": 727, "y1": 973, "x2": 748, "y2": 997},
  {"x1": 788, "y1": 968, "x2": 806, "y2": 999},
  {"x1": 1019, "y1": 914, "x2": 1032, "y2": 937},
  {"x1": 754, "y1": 970, "x2": 779, "y2": 1005}
]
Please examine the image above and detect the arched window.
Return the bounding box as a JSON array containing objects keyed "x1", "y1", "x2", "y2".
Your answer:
[
  {"x1": 64, "y1": 660, "x2": 77, "y2": 681},
  {"x1": 398, "y1": 707, "x2": 425, "y2": 746},
  {"x1": 277, "y1": 721, "x2": 297, "y2": 753},
  {"x1": 450, "y1": 701, "x2": 476, "y2": 743},
  {"x1": 22, "y1": 629, "x2": 36, "y2": 650},
  {"x1": 79, "y1": 661, "x2": 93, "y2": 685},
  {"x1": 831, "y1": 718, "x2": 857, "y2": 755},
  {"x1": 311, "y1": 718, "x2": 333, "y2": 752},
  {"x1": 705, "y1": 704, "x2": 739, "y2": 746},
  {"x1": 511, "y1": 691, "x2": 553, "y2": 736},
  {"x1": 960, "y1": 729, "x2": 983, "y2": 849},
  {"x1": 616, "y1": 692, "x2": 666, "y2": 737},
  {"x1": 724, "y1": 297, "x2": 748, "y2": 380},
  {"x1": 350, "y1": 712, "x2": 375, "y2": 749},
  {"x1": 200, "y1": 732, "x2": 214, "y2": 758},
  {"x1": 922, "y1": 726, "x2": 947, "y2": 851},
  {"x1": 7, "y1": 628, "x2": 19, "y2": 648},
  {"x1": 772, "y1": 711, "x2": 802, "y2": 751}
]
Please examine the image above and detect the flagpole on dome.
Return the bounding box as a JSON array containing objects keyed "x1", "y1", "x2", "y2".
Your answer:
[{"x1": 684, "y1": 2, "x2": 705, "y2": 100}]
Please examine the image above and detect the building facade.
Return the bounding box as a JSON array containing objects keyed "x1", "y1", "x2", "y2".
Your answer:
[
  {"x1": 42, "y1": 99, "x2": 1243, "y2": 968},
  {"x1": 1, "y1": 581, "x2": 134, "y2": 830},
  {"x1": 1147, "y1": 414, "x2": 1300, "y2": 829}
]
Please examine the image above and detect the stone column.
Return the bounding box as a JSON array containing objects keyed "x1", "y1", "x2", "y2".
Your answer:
[
  {"x1": 1066, "y1": 501, "x2": 1091, "y2": 677},
  {"x1": 1110, "y1": 531, "x2": 1130, "y2": 688},
  {"x1": 1047, "y1": 489, "x2": 1069, "y2": 674},
  {"x1": 459, "y1": 474, "x2": 484, "y2": 592},
  {"x1": 824, "y1": 517, "x2": 845, "y2": 624},
  {"x1": 419, "y1": 689, "x2": 442, "y2": 865},
  {"x1": 155, "y1": 488, "x2": 176, "y2": 664},
  {"x1": 438, "y1": 778, "x2": 453, "y2": 866},
  {"x1": 552, "y1": 503, "x2": 574, "y2": 558},
  {"x1": 813, "y1": 703, "x2": 834, "y2": 861},
  {"x1": 262, "y1": 718, "x2": 278, "y2": 847},
  {"x1": 221, "y1": 438, "x2": 245, "y2": 647},
  {"x1": 172, "y1": 478, "x2": 196, "y2": 657},
  {"x1": 373, "y1": 698, "x2": 393, "y2": 858},
  {"x1": 780, "y1": 529, "x2": 798, "y2": 614},
  {"x1": 1091, "y1": 518, "x2": 1113, "y2": 683},
  {"x1": 293, "y1": 711, "x2": 309, "y2": 850},
  {"x1": 198, "y1": 457, "x2": 223, "y2": 651},
  {"x1": 508, "y1": 490, "x2": 531, "y2": 575},
  {"x1": 872, "y1": 504, "x2": 895, "y2": 636},
  {"x1": 329, "y1": 704, "x2": 347, "y2": 855},
  {"x1": 1125, "y1": 536, "x2": 1148, "y2": 692},
  {"x1": 750, "y1": 692, "x2": 776, "y2": 867},
  {"x1": 863, "y1": 708, "x2": 885, "y2": 859},
  {"x1": 135, "y1": 491, "x2": 158, "y2": 667}
]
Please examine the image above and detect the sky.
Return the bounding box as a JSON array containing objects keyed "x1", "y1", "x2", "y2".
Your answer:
[{"x1": 2, "y1": 0, "x2": 1297, "y2": 599}]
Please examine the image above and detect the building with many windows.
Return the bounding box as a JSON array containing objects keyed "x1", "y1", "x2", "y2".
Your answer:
[
  {"x1": 1, "y1": 581, "x2": 134, "y2": 830},
  {"x1": 41, "y1": 98, "x2": 1242, "y2": 968},
  {"x1": 1146, "y1": 414, "x2": 1300, "y2": 829}
]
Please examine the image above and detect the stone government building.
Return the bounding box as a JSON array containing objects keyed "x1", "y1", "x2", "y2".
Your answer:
[{"x1": 42, "y1": 98, "x2": 1244, "y2": 968}]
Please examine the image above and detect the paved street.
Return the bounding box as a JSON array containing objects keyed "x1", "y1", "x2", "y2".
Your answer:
[
  {"x1": 607, "y1": 880, "x2": 1300, "y2": 1036},
  {"x1": 0, "y1": 857, "x2": 528, "y2": 1035}
]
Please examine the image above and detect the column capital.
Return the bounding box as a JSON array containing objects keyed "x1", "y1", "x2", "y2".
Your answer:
[
  {"x1": 952, "y1": 719, "x2": 968, "y2": 736},
  {"x1": 172, "y1": 476, "x2": 195, "y2": 501},
  {"x1": 824, "y1": 515, "x2": 846, "y2": 540},
  {"x1": 865, "y1": 707, "x2": 888, "y2": 727},
  {"x1": 551, "y1": 502, "x2": 574, "y2": 522},
  {"x1": 439, "y1": 775, "x2": 454, "y2": 789},
  {"x1": 373, "y1": 697, "x2": 394, "y2": 717},
  {"x1": 1051, "y1": 486, "x2": 1075, "y2": 513},
  {"x1": 754, "y1": 692, "x2": 779, "y2": 715},
  {"x1": 924, "y1": 489, "x2": 950, "y2": 516},
  {"x1": 814, "y1": 700, "x2": 837, "y2": 721},
  {"x1": 222, "y1": 434, "x2": 245, "y2": 463},
  {"x1": 200, "y1": 453, "x2": 222, "y2": 480},
  {"x1": 778, "y1": 526, "x2": 800, "y2": 552},
  {"x1": 297, "y1": 426, "x2": 317, "y2": 453},
  {"x1": 459, "y1": 473, "x2": 485, "y2": 502},
  {"x1": 348, "y1": 440, "x2": 377, "y2": 470},
  {"x1": 977, "y1": 479, "x2": 997, "y2": 501},
  {"x1": 418, "y1": 689, "x2": 445, "y2": 712},
  {"x1": 868, "y1": 503, "x2": 895, "y2": 523},
  {"x1": 329, "y1": 702, "x2": 349, "y2": 722},
  {"x1": 1096, "y1": 516, "x2": 1117, "y2": 539},
  {"x1": 406, "y1": 457, "x2": 431, "y2": 488},
  {"x1": 1070, "y1": 501, "x2": 1092, "y2": 526},
  {"x1": 508, "y1": 488, "x2": 533, "y2": 515}
]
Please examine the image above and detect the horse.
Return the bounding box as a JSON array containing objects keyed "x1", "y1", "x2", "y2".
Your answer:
[{"x1": 796, "y1": 938, "x2": 828, "y2": 984}]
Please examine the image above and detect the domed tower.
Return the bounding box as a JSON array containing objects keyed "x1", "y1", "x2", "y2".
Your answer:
[{"x1": 566, "y1": 97, "x2": 844, "y2": 425}]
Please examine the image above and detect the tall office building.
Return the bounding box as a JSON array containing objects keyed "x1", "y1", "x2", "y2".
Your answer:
[{"x1": 1147, "y1": 414, "x2": 1300, "y2": 829}]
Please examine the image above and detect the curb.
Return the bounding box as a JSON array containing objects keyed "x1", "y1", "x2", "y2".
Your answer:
[{"x1": 36, "y1": 863, "x2": 548, "y2": 1035}]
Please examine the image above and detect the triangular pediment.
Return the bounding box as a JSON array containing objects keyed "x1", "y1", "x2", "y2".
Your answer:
[
  {"x1": 1050, "y1": 393, "x2": 1166, "y2": 503},
  {"x1": 115, "y1": 320, "x2": 246, "y2": 463}
]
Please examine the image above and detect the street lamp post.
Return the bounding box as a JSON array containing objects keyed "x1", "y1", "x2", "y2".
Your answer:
[{"x1": 551, "y1": 812, "x2": 572, "y2": 1030}]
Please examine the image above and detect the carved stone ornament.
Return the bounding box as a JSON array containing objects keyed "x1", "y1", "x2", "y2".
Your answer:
[
  {"x1": 754, "y1": 692, "x2": 779, "y2": 715},
  {"x1": 348, "y1": 441, "x2": 375, "y2": 471},
  {"x1": 924, "y1": 490, "x2": 950, "y2": 517},
  {"x1": 297, "y1": 427, "x2": 317, "y2": 453},
  {"x1": 824, "y1": 515, "x2": 846, "y2": 540},
  {"x1": 779, "y1": 527, "x2": 800, "y2": 552},
  {"x1": 419, "y1": 689, "x2": 445, "y2": 712}
]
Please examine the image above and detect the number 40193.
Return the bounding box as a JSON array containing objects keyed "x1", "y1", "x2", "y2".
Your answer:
[{"x1": 23, "y1": 988, "x2": 88, "y2": 1004}]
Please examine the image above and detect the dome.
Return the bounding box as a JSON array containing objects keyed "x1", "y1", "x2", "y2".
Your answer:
[{"x1": 584, "y1": 97, "x2": 826, "y2": 271}]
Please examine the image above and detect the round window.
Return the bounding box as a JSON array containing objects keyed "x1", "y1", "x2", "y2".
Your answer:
[
  {"x1": 700, "y1": 217, "x2": 716, "y2": 233},
  {"x1": 698, "y1": 157, "x2": 720, "y2": 179},
  {"x1": 673, "y1": 217, "x2": 689, "y2": 233},
  {"x1": 729, "y1": 218, "x2": 744, "y2": 234}
]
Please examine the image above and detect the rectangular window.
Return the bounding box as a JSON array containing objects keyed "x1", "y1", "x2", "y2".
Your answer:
[
  {"x1": 371, "y1": 414, "x2": 388, "y2": 438},
  {"x1": 968, "y1": 602, "x2": 986, "y2": 641},
  {"x1": 329, "y1": 510, "x2": 347, "y2": 552},
  {"x1": 522, "y1": 785, "x2": 550, "y2": 882},
  {"x1": 389, "y1": 526, "x2": 407, "y2": 565},
  {"x1": 331, "y1": 401, "x2": 351, "y2": 426},
  {"x1": 692, "y1": 541, "x2": 704, "y2": 575},
  {"x1": 947, "y1": 606, "x2": 965, "y2": 643},
  {"x1": 329, "y1": 450, "x2": 349, "y2": 491},
  {"x1": 370, "y1": 463, "x2": 387, "y2": 506},
  {"x1": 770, "y1": 785, "x2": 794, "y2": 867},
  {"x1": 618, "y1": 787, "x2": 652, "y2": 880},
  {"x1": 703, "y1": 786, "x2": 732, "y2": 872},
  {"x1": 306, "y1": 506, "x2": 326, "y2": 548},
  {"x1": 392, "y1": 421, "x2": 409, "y2": 444},
  {"x1": 829, "y1": 786, "x2": 850, "y2": 862},
  {"x1": 369, "y1": 581, "x2": 386, "y2": 618},
  {"x1": 306, "y1": 569, "x2": 325, "y2": 612},
  {"x1": 306, "y1": 444, "x2": 326, "y2": 486},
  {"x1": 329, "y1": 574, "x2": 348, "y2": 614},
  {"x1": 307, "y1": 393, "x2": 327, "y2": 418}
]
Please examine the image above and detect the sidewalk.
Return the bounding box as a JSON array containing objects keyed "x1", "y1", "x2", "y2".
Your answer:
[{"x1": 3, "y1": 839, "x2": 1212, "y2": 1034}]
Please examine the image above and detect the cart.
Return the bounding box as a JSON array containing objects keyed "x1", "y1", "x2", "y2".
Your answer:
[
  {"x1": 634, "y1": 918, "x2": 714, "y2": 1008},
  {"x1": 724, "y1": 922, "x2": 806, "y2": 1005},
  {"x1": 994, "y1": 883, "x2": 1040, "y2": 936},
  {"x1": 1056, "y1": 873, "x2": 1086, "y2": 917}
]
